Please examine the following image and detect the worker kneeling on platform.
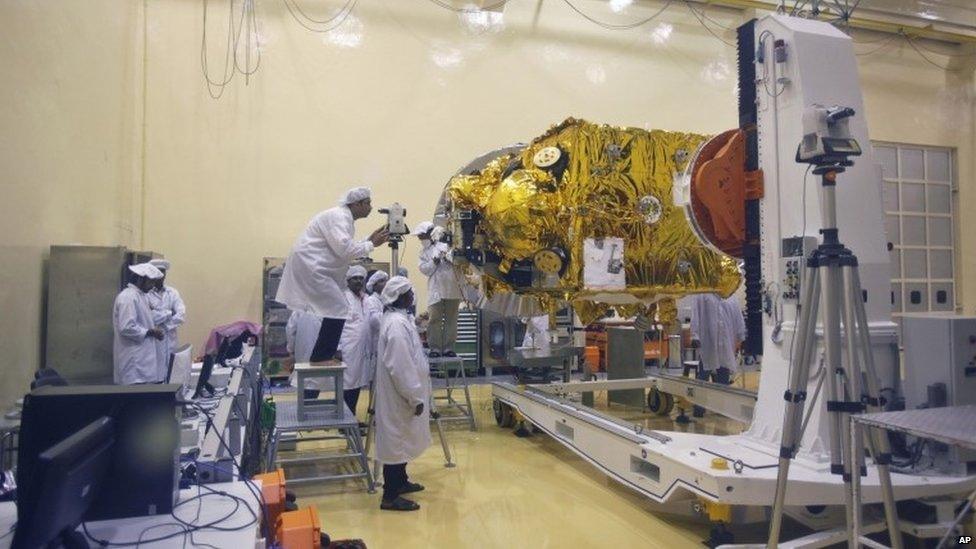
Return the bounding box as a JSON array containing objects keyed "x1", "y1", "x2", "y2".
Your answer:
[{"x1": 375, "y1": 276, "x2": 431, "y2": 511}]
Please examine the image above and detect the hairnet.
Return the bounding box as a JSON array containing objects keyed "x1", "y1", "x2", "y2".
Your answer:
[
  {"x1": 346, "y1": 265, "x2": 368, "y2": 280},
  {"x1": 366, "y1": 270, "x2": 389, "y2": 292},
  {"x1": 339, "y1": 186, "x2": 371, "y2": 206},
  {"x1": 396, "y1": 267, "x2": 408, "y2": 277},
  {"x1": 411, "y1": 221, "x2": 434, "y2": 236},
  {"x1": 129, "y1": 263, "x2": 163, "y2": 280},
  {"x1": 149, "y1": 259, "x2": 171, "y2": 271},
  {"x1": 380, "y1": 276, "x2": 413, "y2": 306}
]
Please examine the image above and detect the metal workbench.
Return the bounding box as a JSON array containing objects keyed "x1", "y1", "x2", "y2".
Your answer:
[{"x1": 851, "y1": 405, "x2": 976, "y2": 548}]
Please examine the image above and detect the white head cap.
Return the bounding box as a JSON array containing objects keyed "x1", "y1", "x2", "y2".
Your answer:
[
  {"x1": 396, "y1": 267, "x2": 408, "y2": 277},
  {"x1": 380, "y1": 276, "x2": 413, "y2": 306},
  {"x1": 411, "y1": 221, "x2": 434, "y2": 236},
  {"x1": 366, "y1": 270, "x2": 389, "y2": 292},
  {"x1": 430, "y1": 226, "x2": 446, "y2": 242},
  {"x1": 340, "y1": 186, "x2": 371, "y2": 206},
  {"x1": 149, "y1": 259, "x2": 171, "y2": 271},
  {"x1": 129, "y1": 263, "x2": 164, "y2": 280},
  {"x1": 346, "y1": 265, "x2": 368, "y2": 280}
]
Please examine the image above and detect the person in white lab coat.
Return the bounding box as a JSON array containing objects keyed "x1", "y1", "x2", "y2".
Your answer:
[
  {"x1": 521, "y1": 314, "x2": 552, "y2": 354},
  {"x1": 690, "y1": 293, "x2": 747, "y2": 385},
  {"x1": 417, "y1": 223, "x2": 462, "y2": 357},
  {"x1": 275, "y1": 186, "x2": 389, "y2": 365},
  {"x1": 286, "y1": 310, "x2": 325, "y2": 399},
  {"x1": 113, "y1": 263, "x2": 166, "y2": 385},
  {"x1": 337, "y1": 265, "x2": 372, "y2": 415},
  {"x1": 147, "y1": 259, "x2": 186, "y2": 382},
  {"x1": 375, "y1": 276, "x2": 431, "y2": 511},
  {"x1": 365, "y1": 270, "x2": 389, "y2": 367},
  {"x1": 365, "y1": 270, "x2": 388, "y2": 297}
]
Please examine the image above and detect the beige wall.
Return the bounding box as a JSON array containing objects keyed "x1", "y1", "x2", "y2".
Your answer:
[
  {"x1": 1, "y1": 1, "x2": 973, "y2": 405},
  {"x1": 142, "y1": 1, "x2": 748, "y2": 354},
  {"x1": 0, "y1": 1, "x2": 144, "y2": 406}
]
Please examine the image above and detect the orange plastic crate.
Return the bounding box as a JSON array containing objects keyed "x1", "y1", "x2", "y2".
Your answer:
[{"x1": 276, "y1": 507, "x2": 322, "y2": 549}]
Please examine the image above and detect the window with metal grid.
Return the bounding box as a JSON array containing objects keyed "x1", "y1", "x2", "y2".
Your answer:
[{"x1": 875, "y1": 143, "x2": 956, "y2": 315}]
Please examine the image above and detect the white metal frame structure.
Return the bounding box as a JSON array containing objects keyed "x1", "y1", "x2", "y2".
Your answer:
[
  {"x1": 875, "y1": 142, "x2": 957, "y2": 316},
  {"x1": 489, "y1": 14, "x2": 976, "y2": 546}
]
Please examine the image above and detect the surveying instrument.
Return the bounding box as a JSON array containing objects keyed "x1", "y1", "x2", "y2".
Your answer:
[
  {"x1": 364, "y1": 204, "x2": 456, "y2": 481},
  {"x1": 767, "y1": 106, "x2": 901, "y2": 548}
]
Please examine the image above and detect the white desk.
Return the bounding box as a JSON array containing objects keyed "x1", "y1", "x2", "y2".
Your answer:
[{"x1": 0, "y1": 481, "x2": 263, "y2": 549}]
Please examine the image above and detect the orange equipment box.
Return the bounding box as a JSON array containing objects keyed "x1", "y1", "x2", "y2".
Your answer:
[
  {"x1": 254, "y1": 468, "x2": 287, "y2": 543},
  {"x1": 276, "y1": 507, "x2": 322, "y2": 549}
]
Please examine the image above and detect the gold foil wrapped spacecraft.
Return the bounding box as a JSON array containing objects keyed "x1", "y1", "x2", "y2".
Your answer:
[{"x1": 446, "y1": 118, "x2": 741, "y2": 322}]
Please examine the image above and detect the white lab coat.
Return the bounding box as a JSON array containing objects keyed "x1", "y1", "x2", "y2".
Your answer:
[
  {"x1": 365, "y1": 293, "x2": 384, "y2": 371},
  {"x1": 418, "y1": 241, "x2": 462, "y2": 306},
  {"x1": 522, "y1": 315, "x2": 551, "y2": 354},
  {"x1": 286, "y1": 310, "x2": 321, "y2": 363},
  {"x1": 375, "y1": 309, "x2": 432, "y2": 465},
  {"x1": 113, "y1": 284, "x2": 159, "y2": 385},
  {"x1": 690, "y1": 293, "x2": 747, "y2": 372},
  {"x1": 148, "y1": 285, "x2": 186, "y2": 381},
  {"x1": 338, "y1": 290, "x2": 373, "y2": 390},
  {"x1": 286, "y1": 310, "x2": 328, "y2": 391},
  {"x1": 276, "y1": 206, "x2": 374, "y2": 319}
]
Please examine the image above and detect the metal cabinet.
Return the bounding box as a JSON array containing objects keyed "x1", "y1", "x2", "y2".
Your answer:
[
  {"x1": 261, "y1": 257, "x2": 291, "y2": 378},
  {"x1": 45, "y1": 245, "x2": 158, "y2": 384}
]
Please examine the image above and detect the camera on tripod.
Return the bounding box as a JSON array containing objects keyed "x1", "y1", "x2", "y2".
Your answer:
[
  {"x1": 378, "y1": 203, "x2": 408, "y2": 237},
  {"x1": 796, "y1": 105, "x2": 862, "y2": 169}
]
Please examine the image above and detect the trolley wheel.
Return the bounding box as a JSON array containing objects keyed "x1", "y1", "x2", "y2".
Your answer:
[
  {"x1": 493, "y1": 399, "x2": 515, "y2": 428},
  {"x1": 662, "y1": 392, "x2": 675, "y2": 415},
  {"x1": 705, "y1": 523, "x2": 734, "y2": 548},
  {"x1": 647, "y1": 388, "x2": 675, "y2": 416}
]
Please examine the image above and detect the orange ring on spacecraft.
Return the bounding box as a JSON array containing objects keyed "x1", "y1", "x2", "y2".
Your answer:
[{"x1": 687, "y1": 128, "x2": 764, "y2": 259}]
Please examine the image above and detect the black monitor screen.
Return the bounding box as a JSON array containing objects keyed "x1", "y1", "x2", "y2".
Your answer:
[
  {"x1": 13, "y1": 417, "x2": 115, "y2": 549},
  {"x1": 193, "y1": 354, "x2": 215, "y2": 399}
]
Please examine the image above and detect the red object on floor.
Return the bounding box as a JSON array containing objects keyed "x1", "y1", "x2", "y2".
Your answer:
[{"x1": 277, "y1": 507, "x2": 322, "y2": 549}]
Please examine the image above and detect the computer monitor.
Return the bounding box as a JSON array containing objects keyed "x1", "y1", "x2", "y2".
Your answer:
[
  {"x1": 193, "y1": 354, "x2": 216, "y2": 399},
  {"x1": 17, "y1": 385, "x2": 181, "y2": 521},
  {"x1": 168, "y1": 344, "x2": 193, "y2": 400},
  {"x1": 12, "y1": 416, "x2": 115, "y2": 549}
]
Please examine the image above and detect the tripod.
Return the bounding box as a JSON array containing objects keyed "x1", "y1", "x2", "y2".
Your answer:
[
  {"x1": 767, "y1": 166, "x2": 901, "y2": 548},
  {"x1": 363, "y1": 232, "x2": 456, "y2": 482}
]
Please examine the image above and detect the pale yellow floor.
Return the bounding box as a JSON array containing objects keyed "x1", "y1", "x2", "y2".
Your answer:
[{"x1": 275, "y1": 379, "x2": 767, "y2": 549}]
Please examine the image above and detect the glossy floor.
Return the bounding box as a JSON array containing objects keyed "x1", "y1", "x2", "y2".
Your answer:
[{"x1": 278, "y1": 380, "x2": 761, "y2": 548}]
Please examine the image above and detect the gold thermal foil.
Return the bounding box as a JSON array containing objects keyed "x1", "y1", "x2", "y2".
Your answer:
[{"x1": 446, "y1": 118, "x2": 741, "y2": 320}]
